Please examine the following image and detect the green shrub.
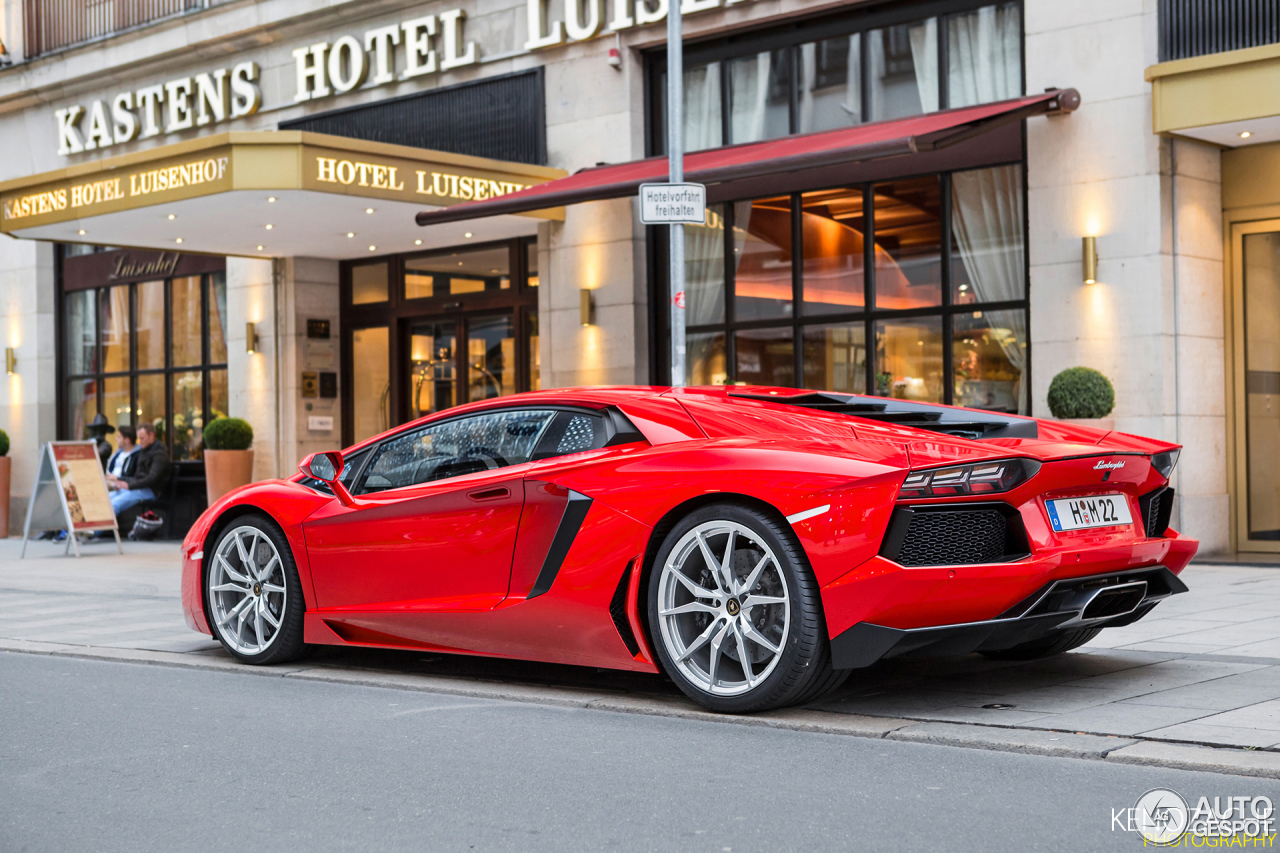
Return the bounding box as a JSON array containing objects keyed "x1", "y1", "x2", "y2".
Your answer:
[
  {"x1": 203, "y1": 417, "x2": 254, "y2": 451},
  {"x1": 1047, "y1": 367, "x2": 1115, "y2": 419},
  {"x1": 0, "y1": 428, "x2": 8, "y2": 457}
]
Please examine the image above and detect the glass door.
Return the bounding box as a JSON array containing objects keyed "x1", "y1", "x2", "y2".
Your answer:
[
  {"x1": 1232, "y1": 221, "x2": 1280, "y2": 551},
  {"x1": 405, "y1": 311, "x2": 517, "y2": 421}
]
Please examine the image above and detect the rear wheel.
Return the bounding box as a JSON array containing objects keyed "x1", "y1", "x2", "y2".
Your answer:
[
  {"x1": 647, "y1": 503, "x2": 843, "y2": 713},
  {"x1": 206, "y1": 515, "x2": 307, "y2": 665},
  {"x1": 980, "y1": 626, "x2": 1102, "y2": 662}
]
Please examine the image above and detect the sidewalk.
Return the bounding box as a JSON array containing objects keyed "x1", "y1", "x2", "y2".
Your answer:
[{"x1": 3, "y1": 537, "x2": 1279, "y2": 774}]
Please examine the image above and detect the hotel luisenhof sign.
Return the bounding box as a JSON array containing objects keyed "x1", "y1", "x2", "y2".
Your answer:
[
  {"x1": 50, "y1": 0, "x2": 757, "y2": 158},
  {"x1": 0, "y1": 145, "x2": 540, "y2": 229}
]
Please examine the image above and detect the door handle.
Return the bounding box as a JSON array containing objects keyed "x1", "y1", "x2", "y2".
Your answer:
[{"x1": 467, "y1": 487, "x2": 510, "y2": 501}]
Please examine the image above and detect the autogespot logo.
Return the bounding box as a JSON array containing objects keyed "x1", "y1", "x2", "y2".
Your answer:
[
  {"x1": 1114, "y1": 788, "x2": 1276, "y2": 846},
  {"x1": 1133, "y1": 789, "x2": 1189, "y2": 845}
]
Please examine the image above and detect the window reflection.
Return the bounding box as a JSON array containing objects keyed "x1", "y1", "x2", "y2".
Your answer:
[
  {"x1": 352, "y1": 262, "x2": 389, "y2": 305},
  {"x1": 801, "y1": 188, "x2": 865, "y2": 313},
  {"x1": 103, "y1": 377, "x2": 131, "y2": 431},
  {"x1": 352, "y1": 327, "x2": 391, "y2": 443},
  {"x1": 688, "y1": 331, "x2": 727, "y2": 386},
  {"x1": 728, "y1": 50, "x2": 790, "y2": 144},
  {"x1": 208, "y1": 272, "x2": 228, "y2": 364},
  {"x1": 873, "y1": 176, "x2": 942, "y2": 310},
  {"x1": 101, "y1": 285, "x2": 130, "y2": 373},
  {"x1": 736, "y1": 327, "x2": 794, "y2": 387},
  {"x1": 136, "y1": 281, "x2": 165, "y2": 370},
  {"x1": 868, "y1": 19, "x2": 937, "y2": 121},
  {"x1": 799, "y1": 35, "x2": 861, "y2": 133},
  {"x1": 407, "y1": 247, "x2": 510, "y2": 299},
  {"x1": 735, "y1": 197, "x2": 793, "y2": 321},
  {"x1": 953, "y1": 310, "x2": 1026, "y2": 414},
  {"x1": 468, "y1": 315, "x2": 515, "y2": 402},
  {"x1": 409, "y1": 321, "x2": 456, "y2": 419},
  {"x1": 875, "y1": 316, "x2": 942, "y2": 401},
  {"x1": 803, "y1": 324, "x2": 866, "y2": 394}
]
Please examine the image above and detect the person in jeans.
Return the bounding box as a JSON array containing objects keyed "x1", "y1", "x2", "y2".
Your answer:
[
  {"x1": 107, "y1": 422, "x2": 169, "y2": 515},
  {"x1": 105, "y1": 426, "x2": 138, "y2": 484}
]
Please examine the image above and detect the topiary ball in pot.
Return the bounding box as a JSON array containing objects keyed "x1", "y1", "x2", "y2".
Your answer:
[
  {"x1": 203, "y1": 417, "x2": 254, "y2": 451},
  {"x1": 0, "y1": 427, "x2": 8, "y2": 457},
  {"x1": 1047, "y1": 367, "x2": 1115, "y2": 420}
]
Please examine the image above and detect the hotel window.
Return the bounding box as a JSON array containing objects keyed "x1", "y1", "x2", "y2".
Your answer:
[
  {"x1": 649, "y1": 2, "x2": 1028, "y2": 413},
  {"x1": 61, "y1": 271, "x2": 229, "y2": 459}
]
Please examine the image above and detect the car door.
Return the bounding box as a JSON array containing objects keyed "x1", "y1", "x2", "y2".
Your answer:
[{"x1": 303, "y1": 408, "x2": 557, "y2": 612}]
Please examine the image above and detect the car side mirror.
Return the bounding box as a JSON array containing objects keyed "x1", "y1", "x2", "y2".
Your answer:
[{"x1": 299, "y1": 451, "x2": 357, "y2": 507}]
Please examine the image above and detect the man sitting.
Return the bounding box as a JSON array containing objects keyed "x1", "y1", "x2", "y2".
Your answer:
[
  {"x1": 105, "y1": 426, "x2": 138, "y2": 486},
  {"x1": 106, "y1": 422, "x2": 169, "y2": 515}
]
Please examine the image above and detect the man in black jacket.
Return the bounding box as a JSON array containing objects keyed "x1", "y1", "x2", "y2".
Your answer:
[{"x1": 107, "y1": 422, "x2": 169, "y2": 515}]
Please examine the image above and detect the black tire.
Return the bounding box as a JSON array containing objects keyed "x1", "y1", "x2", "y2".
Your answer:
[
  {"x1": 205, "y1": 513, "x2": 308, "y2": 665},
  {"x1": 980, "y1": 626, "x2": 1103, "y2": 662},
  {"x1": 646, "y1": 502, "x2": 839, "y2": 713}
]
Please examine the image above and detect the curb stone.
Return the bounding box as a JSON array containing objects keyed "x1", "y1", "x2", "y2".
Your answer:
[{"x1": 1, "y1": 638, "x2": 1276, "y2": 779}]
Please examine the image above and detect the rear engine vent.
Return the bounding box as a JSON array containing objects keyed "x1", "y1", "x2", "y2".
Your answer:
[
  {"x1": 879, "y1": 504, "x2": 1030, "y2": 567},
  {"x1": 609, "y1": 561, "x2": 641, "y2": 657},
  {"x1": 1139, "y1": 487, "x2": 1176, "y2": 538}
]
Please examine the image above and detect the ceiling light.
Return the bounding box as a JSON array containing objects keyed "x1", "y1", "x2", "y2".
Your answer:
[
  {"x1": 414, "y1": 239, "x2": 422, "y2": 245},
  {"x1": 1241, "y1": 131, "x2": 1252, "y2": 139},
  {"x1": 167, "y1": 214, "x2": 176, "y2": 220},
  {"x1": 347, "y1": 232, "x2": 355, "y2": 238},
  {"x1": 464, "y1": 232, "x2": 473, "y2": 238},
  {"x1": 256, "y1": 245, "x2": 264, "y2": 251},
  {"x1": 369, "y1": 245, "x2": 377, "y2": 252},
  {"x1": 78, "y1": 229, "x2": 86, "y2": 235},
  {"x1": 365, "y1": 208, "x2": 375, "y2": 214},
  {"x1": 268, "y1": 197, "x2": 277, "y2": 203},
  {"x1": 265, "y1": 224, "x2": 273, "y2": 230},
  {"x1": 175, "y1": 238, "x2": 184, "y2": 244}
]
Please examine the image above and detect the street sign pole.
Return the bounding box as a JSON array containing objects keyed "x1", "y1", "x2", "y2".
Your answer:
[{"x1": 666, "y1": 0, "x2": 685, "y2": 387}]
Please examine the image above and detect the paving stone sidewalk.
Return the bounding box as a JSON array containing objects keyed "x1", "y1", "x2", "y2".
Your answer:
[{"x1": 3, "y1": 538, "x2": 1279, "y2": 752}]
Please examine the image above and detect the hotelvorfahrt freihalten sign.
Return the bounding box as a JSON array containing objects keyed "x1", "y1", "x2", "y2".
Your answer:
[{"x1": 639, "y1": 183, "x2": 707, "y2": 225}]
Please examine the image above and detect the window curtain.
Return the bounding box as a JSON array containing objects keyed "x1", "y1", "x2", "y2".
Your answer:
[
  {"x1": 729, "y1": 53, "x2": 771, "y2": 143},
  {"x1": 947, "y1": 3, "x2": 1021, "y2": 108},
  {"x1": 951, "y1": 165, "x2": 1028, "y2": 413},
  {"x1": 683, "y1": 63, "x2": 722, "y2": 152},
  {"x1": 798, "y1": 36, "x2": 861, "y2": 133},
  {"x1": 907, "y1": 19, "x2": 939, "y2": 113}
]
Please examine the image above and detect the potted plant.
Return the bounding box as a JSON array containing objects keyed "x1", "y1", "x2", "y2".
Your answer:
[
  {"x1": 0, "y1": 428, "x2": 9, "y2": 538},
  {"x1": 1047, "y1": 367, "x2": 1116, "y2": 430},
  {"x1": 202, "y1": 416, "x2": 255, "y2": 504}
]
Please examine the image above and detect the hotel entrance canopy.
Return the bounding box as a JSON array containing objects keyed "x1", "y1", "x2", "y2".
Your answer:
[
  {"x1": 0, "y1": 132, "x2": 566, "y2": 259},
  {"x1": 414, "y1": 90, "x2": 1078, "y2": 227}
]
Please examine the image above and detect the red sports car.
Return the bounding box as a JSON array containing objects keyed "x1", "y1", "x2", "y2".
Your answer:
[{"x1": 181, "y1": 386, "x2": 1196, "y2": 712}]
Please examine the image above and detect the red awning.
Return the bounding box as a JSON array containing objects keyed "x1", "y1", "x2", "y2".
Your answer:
[{"x1": 416, "y1": 89, "x2": 1078, "y2": 227}]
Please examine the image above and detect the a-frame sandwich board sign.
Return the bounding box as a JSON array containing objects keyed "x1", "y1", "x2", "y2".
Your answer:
[{"x1": 21, "y1": 441, "x2": 123, "y2": 558}]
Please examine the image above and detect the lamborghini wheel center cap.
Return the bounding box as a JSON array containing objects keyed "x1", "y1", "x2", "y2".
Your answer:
[
  {"x1": 253, "y1": 583, "x2": 262, "y2": 597},
  {"x1": 726, "y1": 598, "x2": 741, "y2": 616}
]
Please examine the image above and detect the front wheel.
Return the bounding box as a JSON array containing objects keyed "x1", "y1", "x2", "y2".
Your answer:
[
  {"x1": 206, "y1": 514, "x2": 307, "y2": 665},
  {"x1": 647, "y1": 503, "x2": 846, "y2": 713}
]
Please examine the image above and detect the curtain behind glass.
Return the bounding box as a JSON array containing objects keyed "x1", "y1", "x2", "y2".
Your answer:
[
  {"x1": 728, "y1": 51, "x2": 789, "y2": 144},
  {"x1": 951, "y1": 165, "x2": 1027, "y2": 412},
  {"x1": 799, "y1": 35, "x2": 861, "y2": 134},
  {"x1": 869, "y1": 20, "x2": 936, "y2": 120},
  {"x1": 947, "y1": 3, "x2": 1021, "y2": 108},
  {"x1": 666, "y1": 62, "x2": 723, "y2": 153},
  {"x1": 684, "y1": 205, "x2": 728, "y2": 326}
]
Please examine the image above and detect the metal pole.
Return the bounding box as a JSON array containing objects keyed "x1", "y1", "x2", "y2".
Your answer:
[{"x1": 666, "y1": 0, "x2": 685, "y2": 387}]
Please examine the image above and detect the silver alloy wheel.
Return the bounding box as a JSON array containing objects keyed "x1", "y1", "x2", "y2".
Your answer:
[
  {"x1": 656, "y1": 520, "x2": 791, "y2": 697},
  {"x1": 208, "y1": 525, "x2": 287, "y2": 656}
]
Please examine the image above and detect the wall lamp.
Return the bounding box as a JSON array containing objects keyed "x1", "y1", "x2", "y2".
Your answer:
[
  {"x1": 246, "y1": 322, "x2": 259, "y2": 354},
  {"x1": 5, "y1": 347, "x2": 15, "y2": 374},
  {"x1": 1082, "y1": 236, "x2": 1098, "y2": 284},
  {"x1": 580, "y1": 289, "x2": 594, "y2": 326}
]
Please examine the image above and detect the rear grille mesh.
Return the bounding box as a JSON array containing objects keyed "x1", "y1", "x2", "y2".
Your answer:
[{"x1": 894, "y1": 509, "x2": 1008, "y2": 567}]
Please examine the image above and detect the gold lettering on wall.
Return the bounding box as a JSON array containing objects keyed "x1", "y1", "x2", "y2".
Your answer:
[
  {"x1": 414, "y1": 169, "x2": 525, "y2": 201},
  {"x1": 315, "y1": 157, "x2": 405, "y2": 190}
]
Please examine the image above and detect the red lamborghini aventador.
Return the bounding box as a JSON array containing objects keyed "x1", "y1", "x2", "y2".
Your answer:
[{"x1": 181, "y1": 386, "x2": 1196, "y2": 712}]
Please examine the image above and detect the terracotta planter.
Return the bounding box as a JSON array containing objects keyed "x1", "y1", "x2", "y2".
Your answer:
[
  {"x1": 204, "y1": 449, "x2": 255, "y2": 505},
  {"x1": 1059, "y1": 417, "x2": 1115, "y2": 432},
  {"x1": 0, "y1": 456, "x2": 10, "y2": 538}
]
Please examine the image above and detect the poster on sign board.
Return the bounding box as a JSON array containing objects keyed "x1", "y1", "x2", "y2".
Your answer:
[{"x1": 21, "y1": 441, "x2": 122, "y2": 558}]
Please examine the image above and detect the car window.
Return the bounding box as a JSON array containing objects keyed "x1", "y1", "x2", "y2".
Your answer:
[
  {"x1": 357, "y1": 409, "x2": 556, "y2": 494},
  {"x1": 530, "y1": 411, "x2": 610, "y2": 461}
]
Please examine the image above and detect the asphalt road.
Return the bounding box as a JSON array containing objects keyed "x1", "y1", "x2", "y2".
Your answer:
[{"x1": 3, "y1": 653, "x2": 1279, "y2": 853}]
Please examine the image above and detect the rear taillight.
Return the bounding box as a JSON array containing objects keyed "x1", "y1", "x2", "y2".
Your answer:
[
  {"x1": 899, "y1": 458, "x2": 1041, "y2": 499},
  {"x1": 1151, "y1": 450, "x2": 1180, "y2": 480}
]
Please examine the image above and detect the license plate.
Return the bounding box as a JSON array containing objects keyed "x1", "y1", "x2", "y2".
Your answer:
[{"x1": 1046, "y1": 495, "x2": 1133, "y2": 532}]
